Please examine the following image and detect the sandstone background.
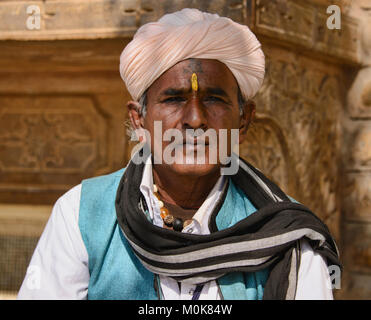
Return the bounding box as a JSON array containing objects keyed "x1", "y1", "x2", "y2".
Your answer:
[{"x1": 0, "y1": 0, "x2": 369, "y2": 299}]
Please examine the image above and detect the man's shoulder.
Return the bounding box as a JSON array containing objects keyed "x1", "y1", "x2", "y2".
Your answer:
[
  {"x1": 55, "y1": 167, "x2": 127, "y2": 211},
  {"x1": 79, "y1": 167, "x2": 127, "y2": 208},
  {"x1": 81, "y1": 167, "x2": 126, "y2": 185}
]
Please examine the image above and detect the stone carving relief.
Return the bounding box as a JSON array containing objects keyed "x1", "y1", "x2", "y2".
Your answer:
[
  {"x1": 255, "y1": 0, "x2": 359, "y2": 63},
  {"x1": 343, "y1": 173, "x2": 371, "y2": 222},
  {"x1": 242, "y1": 49, "x2": 342, "y2": 239},
  {"x1": 256, "y1": 0, "x2": 314, "y2": 44},
  {"x1": 0, "y1": 95, "x2": 109, "y2": 191},
  {"x1": 240, "y1": 117, "x2": 290, "y2": 193},
  {"x1": 341, "y1": 0, "x2": 371, "y2": 298},
  {"x1": 348, "y1": 68, "x2": 371, "y2": 119},
  {"x1": 0, "y1": 0, "x2": 251, "y2": 40},
  {"x1": 343, "y1": 222, "x2": 371, "y2": 275},
  {"x1": 345, "y1": 122, "x2": 371, "y2": 170}
]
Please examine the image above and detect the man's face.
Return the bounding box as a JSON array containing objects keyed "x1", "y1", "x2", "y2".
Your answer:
[{"x1": 140, "y1": 58, "x2": 252, "y2": 177}]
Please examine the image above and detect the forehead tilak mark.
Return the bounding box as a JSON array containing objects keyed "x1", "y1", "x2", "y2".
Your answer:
[{"x1": 191, "y1": 73, "x2": 198, "y2": 92}]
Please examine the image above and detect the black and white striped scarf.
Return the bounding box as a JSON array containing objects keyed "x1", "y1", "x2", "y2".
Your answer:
[{"x1": 115, "y1": 154, "x2": 341, "y2": 300}]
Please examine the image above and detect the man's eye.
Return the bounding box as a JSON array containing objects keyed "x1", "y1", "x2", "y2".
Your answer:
[{"x1": 162, "y1": 97, "x2": 186, "y2": 103}]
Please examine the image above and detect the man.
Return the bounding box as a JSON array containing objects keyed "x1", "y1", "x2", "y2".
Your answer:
[{"x1": 18, "y1": 8, "x2": 340, "y2": 300}]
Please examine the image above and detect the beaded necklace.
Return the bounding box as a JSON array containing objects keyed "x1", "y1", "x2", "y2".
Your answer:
[{"x1": 153, "y1": 184, "x2": 193, "y2": 232}]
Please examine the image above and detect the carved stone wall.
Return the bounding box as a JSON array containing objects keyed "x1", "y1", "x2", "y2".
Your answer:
[
  {"x1": 0, "y1": 0, "x2": 365, "y2": 299},
  {"x1": 0, "y1": 39, "x2": 131, "y2": 296},
  {"x1": 0, "y1": 40, "x2": 130, "y2": 204},
  {"x1": 241, "y1": 46, "x2": 343, "y2": 242},
  {"x1": 341, "y1": 0, "x2": 371, "y2": 299}
]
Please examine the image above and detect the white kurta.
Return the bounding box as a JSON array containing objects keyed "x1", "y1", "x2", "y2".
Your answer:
[{"x1": 17, "y1": 161, "x2": 334, "y2": 300}]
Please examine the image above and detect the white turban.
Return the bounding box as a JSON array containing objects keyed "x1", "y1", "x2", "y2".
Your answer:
[{"x1": 119, "y1": 8, "x2": 265, "y2": 101}]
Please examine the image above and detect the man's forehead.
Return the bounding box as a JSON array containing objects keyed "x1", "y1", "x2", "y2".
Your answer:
[
  {"x1": 175, "y1": 58, "x2": 229, "y2": 73},
  {"x1": 182, "y1": 58, "x2": 204, "y2": 73},
  {"x1": 148, "y1": 58, "x2": 238, "y2": 93}
]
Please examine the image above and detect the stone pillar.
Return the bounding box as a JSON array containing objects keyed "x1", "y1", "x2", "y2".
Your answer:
[{"x1": 341, "y1": 1, "x2": 371, "y2": 299}]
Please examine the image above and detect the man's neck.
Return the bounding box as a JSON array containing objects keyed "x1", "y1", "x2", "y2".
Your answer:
[{"x1": 152, "y1": 165, "x2": 221, "y2": 209}]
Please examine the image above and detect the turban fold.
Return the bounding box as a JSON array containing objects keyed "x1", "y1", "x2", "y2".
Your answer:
[{"x1": 119, "y1": 8, "x2": 265, "y2": 101}]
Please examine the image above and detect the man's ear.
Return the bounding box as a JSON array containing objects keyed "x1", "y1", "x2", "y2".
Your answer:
[
  {"x1": 127, "y1": 100, "x2": 147, "y2": 143},
  {"x1": 239, "y1": 100, "x2": 256, "y2": 144},
  {"x1": 127, "y1": 100, "x2": 145, "y2": 130}
]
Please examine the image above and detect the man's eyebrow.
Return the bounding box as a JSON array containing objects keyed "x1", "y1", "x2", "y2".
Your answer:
[
  {"x1": 204, "y1": 87, "x2": 230, "y2": 98},
  {"x1": 160, "y1": 88, "x2": 191, "y2": 96}
]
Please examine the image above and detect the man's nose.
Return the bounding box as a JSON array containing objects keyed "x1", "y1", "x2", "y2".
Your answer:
[{"x1": 182, "y1": 97, "x2": 208, "y2": 131}]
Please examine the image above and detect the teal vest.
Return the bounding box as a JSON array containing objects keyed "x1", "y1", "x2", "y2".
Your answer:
[{"x1": 79, "y1": 168, "x2": 270, "y2": 300}]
